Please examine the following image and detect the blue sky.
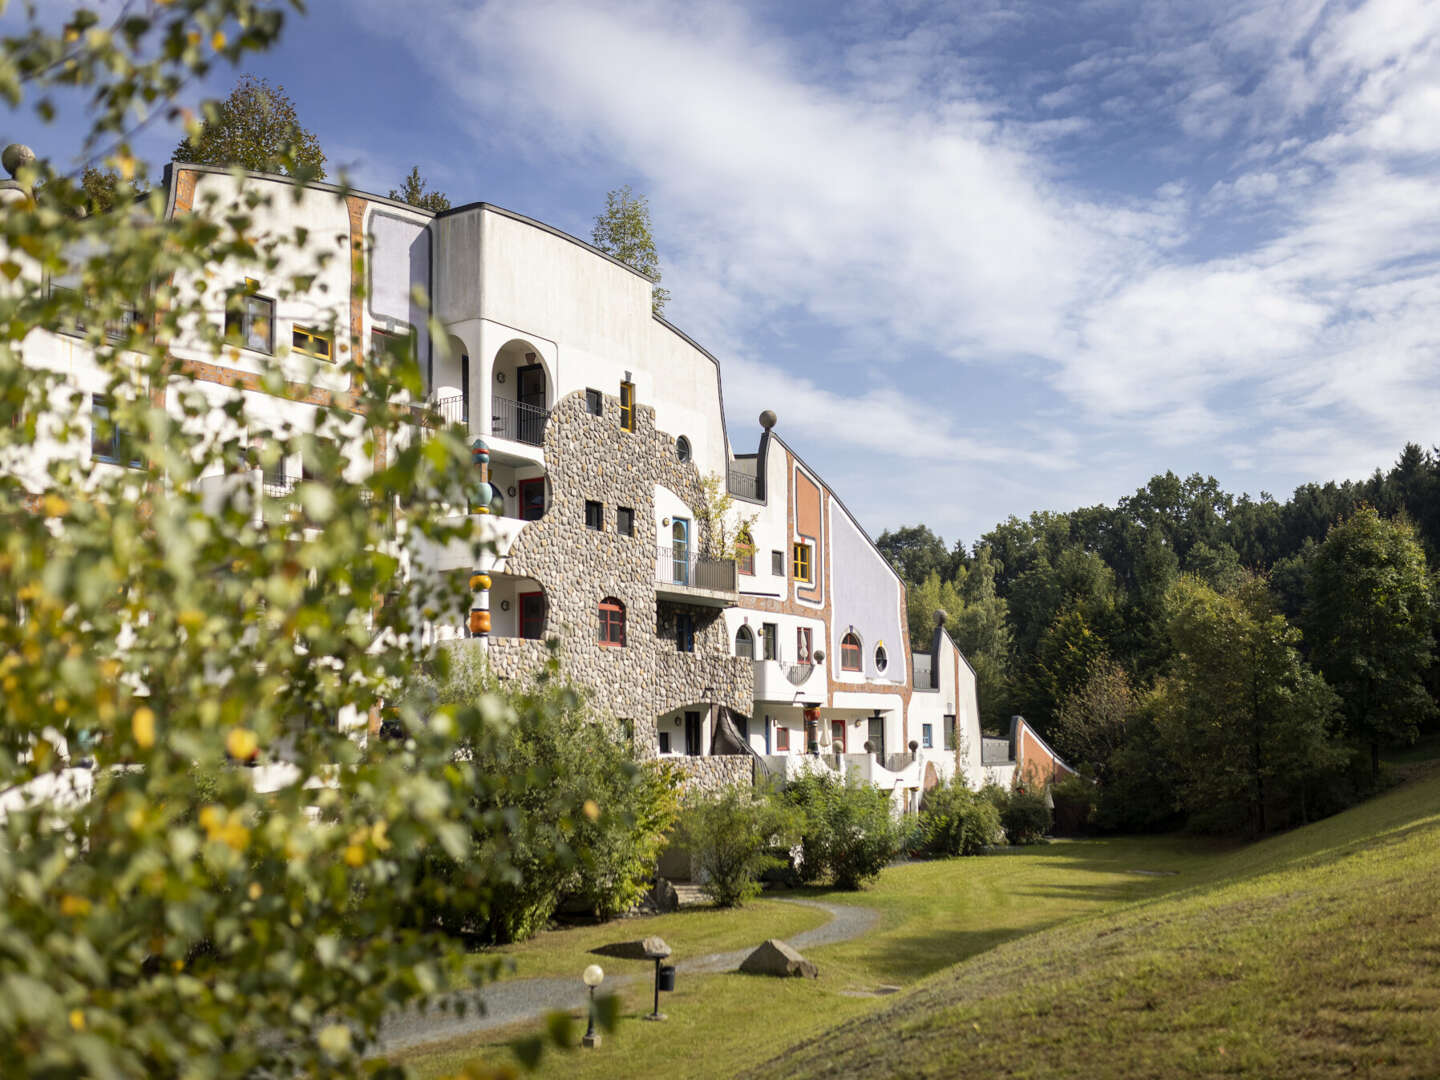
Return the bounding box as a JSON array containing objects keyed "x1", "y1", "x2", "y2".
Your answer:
[{"x1": 10, "y1": 0, "x2": 1440, "y2": 548}]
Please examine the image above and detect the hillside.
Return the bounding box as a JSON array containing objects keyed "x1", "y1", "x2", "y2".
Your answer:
[{"x1": 748, "y1": 763, "x2": 1440, "y2": 1079}]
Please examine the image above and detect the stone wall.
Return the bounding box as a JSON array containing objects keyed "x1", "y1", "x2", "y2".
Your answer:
[
  {"x1": 668, "y1": 753, "x2": 755, "y2": 795},
  {"x1": 489, "y1": 388, "x2": 754, "y2": 766}
]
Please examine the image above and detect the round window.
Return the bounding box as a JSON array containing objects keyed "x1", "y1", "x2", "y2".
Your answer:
[
  {"x1": 676, "y1": 435, "x2": 692, "y2": 463},
  {"x1": 875, "y1": 644, "x2": 888, "y2": 672}
]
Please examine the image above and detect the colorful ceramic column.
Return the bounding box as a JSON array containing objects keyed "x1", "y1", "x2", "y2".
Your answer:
[{"x1": 468, "y1": 438, "x2": 492, "y2": 648}]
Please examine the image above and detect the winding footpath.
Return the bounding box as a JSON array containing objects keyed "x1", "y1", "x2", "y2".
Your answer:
[{"x1": 376, "y1": 898, "x2": 880, "y2": 1054}]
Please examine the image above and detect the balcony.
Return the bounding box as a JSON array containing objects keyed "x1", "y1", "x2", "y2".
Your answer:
[
  {"x1": 752, "y1": 658, "x2": 825, "y2": 703},
  {"x1": 491, "y1": 396, "x2": 549, "y2": 447},
  {"x1": 727, "y1": 465, "x2": 758, "y2": 500},
  {"x1": 654, "y1": 546, "x2": 737, "y2": 607}
]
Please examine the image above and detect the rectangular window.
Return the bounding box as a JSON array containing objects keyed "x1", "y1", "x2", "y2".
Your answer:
[
  {"x1": 291, "y1": 325, "x2": 333, "y2": 361},
  {"x1": 617, "y1": 506, "x2": 634, "y2": 536},
  {"x1": 943, "y1": 714, "x2": 957, "y2": 751},
  {"x1": 519, "y1": 593, "x2": 545, "y2": 640},
  {"x1": 518, "y1": 477, "x2": 545, "y2": 521},
  {"x1": 585, "y1": 388, "x2": 603, "y2": 416},
  {"x1": 225, "y1": 284, "x2": 274, "y2": 354},
  {"x1": 598, "y1": 599, "x2": 625, "y2": 646},
  {"x1": 796, "y1": 627, "x2": 813, "y2": 664},
  {"x1": 676, "y1": 613, "x2": 695, "y2": 653},
  {"x1": 776, "y1": 724, "x2": 790, "y2": 752},
  {"x1": 772, "y1": 550, "x2": 785, "y2": 576},
  {"x1": 762, "y1": 622, "x2": 778, "y2": 661},
  {"x1": 585, "y1": 500, "x2": 603, "y2": 530},
  {"x1": 658, "y1": 731, "x2": 671, "y2": 754},
  {"x1": 737, "y1": 531, "x2": 755, "y2": 575},
  {"x1": 792, "y1": 543, "x2": 812, "y2": 583},
  {"x1": 922, "y1": 724, "x2": 934, "y2": 749},
  {"x1": 370, "y1": 327, "x2": 415, "y2": 362},
  {"x1": 90, "y1": 396, "x2": 141, "y2": 468},
  {"x1": 619, "y1": 380, "x2": 635, "y2": 432}
]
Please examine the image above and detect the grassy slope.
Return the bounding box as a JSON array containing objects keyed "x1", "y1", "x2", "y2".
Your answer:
[
  {"x1": 398, "y1": 836, "x2": 1219, "y2": 1079},
  {"x1": 752, "y1": 762, "x2": 1440, "y2": 1080}
]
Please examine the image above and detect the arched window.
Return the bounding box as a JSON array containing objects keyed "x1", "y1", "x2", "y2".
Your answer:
[
  {"x1": 735, "y1": 624, "x2": 755, "y2": 659},
  {"x1": 598, "y1": 597, "x2": 626, "y2": 647},
  {"x1": 736, "y1": 527, "x2": 755, "y2": 576},
  {"x1": 840, "y1": 632, "x2": 862, "y2": 671},
  {"x1": 874, "y1": 643, "x2": 888, "y2": 672}
]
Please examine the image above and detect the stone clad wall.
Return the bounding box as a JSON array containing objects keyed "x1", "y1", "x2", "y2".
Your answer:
[
  {"x1": 668, "y1": 754, "x2": 755, "y2": 794},
  {"x1": 492, "y1": 389, "x2": 754, "y2": 762}
]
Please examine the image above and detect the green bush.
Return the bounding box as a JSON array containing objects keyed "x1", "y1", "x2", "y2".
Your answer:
[
  {"x1": 1002, "y1": 788, "x2": 1052, "y2": 844},
  {"x1": 783, "y1": 773, "x2": 902, "y2": 889},
  {"x1": 1049, "y1": 773, "x2": 1098, "y2": 835},
  {"x1": 409, "y1": 651, "x2": 680, "y2": 941},
  {"x1": 680, "y1": 787, "x2": 797, "y2": 907},
  {"x1": 918, "y1": 779, "x2": 1002, "y2": 856}
]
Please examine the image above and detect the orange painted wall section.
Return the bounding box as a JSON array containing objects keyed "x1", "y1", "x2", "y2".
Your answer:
[{"x1": 794, "y1": 468, "x2": 823, "y2": 604}]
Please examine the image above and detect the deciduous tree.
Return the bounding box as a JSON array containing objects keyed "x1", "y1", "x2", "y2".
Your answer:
[
  {"x1": 389, "y1": 165, "x2": 451, "y2": 212},
  {"x1": 591, "y1": 183, "x2": 669, "y2": 315},
  {"x1": 174, "y1": 74, "x2": 327, "y2": 179}
]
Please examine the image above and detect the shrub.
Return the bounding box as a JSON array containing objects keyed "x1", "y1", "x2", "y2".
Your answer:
[
  {"x1": 680, "y1": 787, "x2": 797, "y2": 907},
  {"x1": 1002, "y1": 787, "x2": 1052, "y2": 844},
  {"x1": 783, "y1": 773, "x2": 902, "y2": 889},
  {"x1": 409, "y1": 651, "x2": 680, "y2": 940},
  {"x1": 918, "y1": 779, "x2": 1002, "y2": 856},
  {"x1": 1049, "y1": 773, "x2": 1097, "y2": 835}
]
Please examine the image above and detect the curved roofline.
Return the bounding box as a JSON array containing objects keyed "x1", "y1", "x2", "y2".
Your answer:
[
  {"x1": 161, "y1": 161, "x2": 435, "y2": 219},
  {"x1": 437, "y1": 200, "x2": 656, "y2": 285}
]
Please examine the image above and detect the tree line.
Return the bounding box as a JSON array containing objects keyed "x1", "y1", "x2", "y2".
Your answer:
[{"x1": 880, "y1": 444, "x2": 1440, "y2": 835}]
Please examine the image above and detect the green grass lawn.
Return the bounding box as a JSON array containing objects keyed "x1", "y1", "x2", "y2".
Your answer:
[{"x1": 394, "y1": 761, "x2": 1440, "y2": 1080}]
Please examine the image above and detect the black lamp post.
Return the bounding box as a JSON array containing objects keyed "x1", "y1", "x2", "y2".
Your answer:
[{"x1": 582, "y1": 963, "x2": 604, "y2": 1048}]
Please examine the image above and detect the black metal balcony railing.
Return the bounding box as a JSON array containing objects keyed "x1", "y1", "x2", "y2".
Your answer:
[
  {"x1": 431, "y1": 394, "x2": 467, "y2": 427},
  {"x1": 655, "y1": 546, "x2": 738, "y2": 592},
  {"x1": 262, "y1": 473, "x2": 296, "y2": 499},
  {"x1": 491, "y1": 396, "x2": 549, "y2": 447},
  {"x1": 727, "y1": 467, "x2": 758, "y2": 499}
]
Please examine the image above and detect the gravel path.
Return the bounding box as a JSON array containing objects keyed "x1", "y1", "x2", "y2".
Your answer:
[{"x1": 375, "y1": 898, "x2": 880, "y2": 1054}]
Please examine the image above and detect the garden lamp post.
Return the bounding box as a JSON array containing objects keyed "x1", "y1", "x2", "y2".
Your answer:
[{"x1": 582, "y1": 963, "x2": 604, "y2": 1048}]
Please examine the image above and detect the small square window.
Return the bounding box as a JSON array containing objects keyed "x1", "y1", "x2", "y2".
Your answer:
[
  {"x1": 772, "y1": 550, "x2": 785, "y2": 576},
  {"x1": 585, "y1": 500, "x2": 603, "y2": 530},
  {"x1": 617, "y1": 507, "x2": 634, "y2": 536},
  {"x1": 793, "y1": 543, "x2": 812, "y2": 583},
  {"x1": 923, "y1": 723, "x2": 934, "y2": 749},
  {"x1": 585, "y1": 388, "x2": 603, "y2": 415}
]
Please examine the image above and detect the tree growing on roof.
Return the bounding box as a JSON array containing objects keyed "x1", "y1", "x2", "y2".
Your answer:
[
  {"x1": 389, "y1": 165, "x2": 451, "y2": 212},
  {"x1": 174, "y1": 74, "x2": 327, "y2": 179},
  {"x1": 591, "y1": 183, "x2": 670, "y2": 315}
]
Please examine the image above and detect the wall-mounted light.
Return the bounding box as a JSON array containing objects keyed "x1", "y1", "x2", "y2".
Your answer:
[
  {"x1": 507, "y1": 485, "x2": 517, "y2": 497},
  {"x1": 674, "y1": 716, "x2": 682, "y2": 727},
  {"x1": 662, "y1": 516, "x2": 671, "y2": 526},
  {"x1": 500, "y1": 600, "x2": 511, "y2": 612},
  {"x1": 496, "y1": 371, "x2": 506, "y2": 384}
]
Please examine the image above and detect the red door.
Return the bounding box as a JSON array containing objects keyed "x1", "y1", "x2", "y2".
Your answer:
[{"x1": 518, "y1": 477, "x2": 545, "y2": 521}]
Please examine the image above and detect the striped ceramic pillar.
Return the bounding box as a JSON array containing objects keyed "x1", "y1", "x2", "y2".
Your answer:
[{"x1": 468, "y1": 439, "x2": 492, "y2": 648}]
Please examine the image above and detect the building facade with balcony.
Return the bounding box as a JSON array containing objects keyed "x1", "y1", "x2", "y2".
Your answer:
[{"x1": 13, "y1": 160, "x2": 992, "y2": 805}]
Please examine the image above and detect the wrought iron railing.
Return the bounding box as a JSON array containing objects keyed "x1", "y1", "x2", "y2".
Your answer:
[
  {"x1": 779, "y1": 660, "x2": 816, "y2": 686},
  {"x1": 727, "y1": 466, "x2": 758, "y2": 499},
  {"x1": 431, "y1": 393, "x2": 467, "y2": 427},
  {"x1": 262, "y1": 473, "x2": 296, "y2": 499},
  {"x1": 491, "y1": 395, "x2": 549, "y2": 446},
  {"x1": 654, "y1": 546, "x2": 737, "y2": 592}
]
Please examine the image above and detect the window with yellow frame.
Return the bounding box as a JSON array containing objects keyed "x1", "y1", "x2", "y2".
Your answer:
[
  {"x1": 291, "y1": 325, "x2": 334, "y2": 362},
  {"x1": 792, "y1": 542, "x2": 812, "y2": 583},
  {"x1": 619, "y1": 380, "x2": 636, "y2": 432}
]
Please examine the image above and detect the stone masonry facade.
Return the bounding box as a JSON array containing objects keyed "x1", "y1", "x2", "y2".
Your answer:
[{"x1": 484, "y1": 388, "x2": 753, "y2": 777}]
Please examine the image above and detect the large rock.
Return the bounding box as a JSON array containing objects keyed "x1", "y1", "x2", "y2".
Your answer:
[
  {"x1": 739, "y1": 938, "x2": 818, "y2": 979},
  {"x1": 592, "y1": 935, "x2": 672, "y2": 961}
]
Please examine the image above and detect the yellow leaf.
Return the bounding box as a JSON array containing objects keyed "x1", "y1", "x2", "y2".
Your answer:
[
  {"x1": 211, "y1": 31, "x2": 227, "y2": 51},
  {"x1": 344, "y1": 844, "x2": 366, "y2": 868},
  {"x1": 0, "y1": 261, "x2": 20, "y2": 281},
  {"x1": 69, "y1": 1010, "x2": 84, "y2": 1031},
  {"x1": 583, "y1": 799, "x2": 600, "y2": 822},
  {"x1": 226, "y1": 728, "x2": 257, "y2": 760},
  {"x1": 132, "y1": 706, "x2": 155, "y2": 749},
  {"x1": 42, "y1": 494, "x2": 68, "y2": 518},
  {"x1": 248, "y1": 882, "x2": 262, "y2": 900},
  {"x1": 60, "y1": 895, "x2": 91, "y2": 918}
]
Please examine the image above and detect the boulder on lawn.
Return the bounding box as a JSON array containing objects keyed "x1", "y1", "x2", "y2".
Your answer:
[
  {"x1": 739, "y1": 938, "x2": 818, "y2": 979},
  {"x1": 591, "y1": 935, "x2": 672, "y2": 961}
]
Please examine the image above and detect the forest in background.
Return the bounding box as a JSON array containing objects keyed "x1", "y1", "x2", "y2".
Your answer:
[{"x1": 878, "y1": 443, "x2": 1440, "y2": 835}]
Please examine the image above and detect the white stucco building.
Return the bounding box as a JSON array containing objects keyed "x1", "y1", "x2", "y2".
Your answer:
[{"x1": 11, "y1": 160, "x2": 995, "y2": 811}]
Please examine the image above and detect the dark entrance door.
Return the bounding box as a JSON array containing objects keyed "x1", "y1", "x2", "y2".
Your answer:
[
  {"x1": 519, "y1": 592, "x2": 545, "y2": 640},
  {"x1": 516, "y1": 363, "x2": 546, "y2": 445},
  {"x1": 868, "y1": 715, "x2": 885, "y2": 760},
  {"x1": 518, "y1": 477, "x2": 545, "y2": 521},
  {"x1": 684, "y1": 711, "x2": 702, "y2": 757}
]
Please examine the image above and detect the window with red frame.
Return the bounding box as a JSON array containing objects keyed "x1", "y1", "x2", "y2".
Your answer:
[
  {"x1": 776, "y1": 724, "x2": 790, "y2": 751},
  {"x1": 598, "y1": 597, "x2": 626, "y2": 646},
  {"x1": 736, "y1": 528, "x2": 755, "y2": 575},
  {"x1": 840, "y1": 632, "x2": 862, "y2": 671}
]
